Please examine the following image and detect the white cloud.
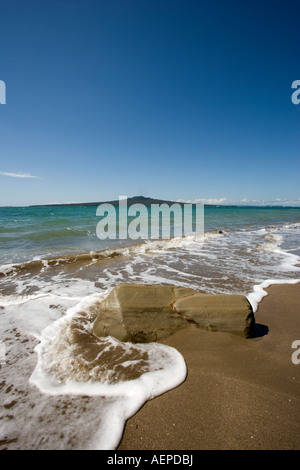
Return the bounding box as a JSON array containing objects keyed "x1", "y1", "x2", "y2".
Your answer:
[
  {"x1": 177, "y1": 196, "x2": 300, "y2": 207},
  {"x1": 0, "y1": 171, "x2": 39, "y2": 178},
  {"x1": 238, "y1": 197, "x2": 300, "y2": 206},
  {"x1": 177, "y1": 197, "x2": 227, "y2": 205},
  {"x1": 240, "y1": 198, "x2": 258, "y2": 204}
]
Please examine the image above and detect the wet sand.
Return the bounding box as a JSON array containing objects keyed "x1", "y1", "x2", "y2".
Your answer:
[{"x1": 118, "y1": 283, "x2": 300, "y2": 450}]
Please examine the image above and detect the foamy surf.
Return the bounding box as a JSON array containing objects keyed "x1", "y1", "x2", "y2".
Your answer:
[
  {"x1": 29, "y1": 292, "x2": 187, "y2": 449},
  {"x1": 247, "y1": 278, "x2": 300, "y2": 313},
  {"x1": 0, "y1": 289, "x2": 186, "y2": 450}
]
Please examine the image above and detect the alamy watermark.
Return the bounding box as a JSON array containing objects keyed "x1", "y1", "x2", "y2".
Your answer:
[
  {"x1": 291, "y1": 340, "x2": 300, "y2": 365},
  {"x1": 1, "y1": 80, "x2": 300, "y2": 105},
  {"x1": 96, "y1": 196, "x2": 204, "y2": 242},
  {"x1": 0, "y1": 80, "x2": 6, "y2": 104},
  {"x1": 291, "y1": 80, "x2": 300, "y2": 105},
  {"x1": 0, "y1": 340, "x2": 6, "y2": 365}
]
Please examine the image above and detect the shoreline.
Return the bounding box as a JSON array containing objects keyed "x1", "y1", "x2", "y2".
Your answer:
[
  {"x1": 117, "y1": 283, "x2": 300, "y2": 450},
  {"x1": 0, "y1": 229, "x2": 239, "y2": 271}
]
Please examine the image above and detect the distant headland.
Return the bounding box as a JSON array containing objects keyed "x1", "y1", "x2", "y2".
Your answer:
[{"x1": 32, "y1": 196, "x2": 216, "y2": 208}]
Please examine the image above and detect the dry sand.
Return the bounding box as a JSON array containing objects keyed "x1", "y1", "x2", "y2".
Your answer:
[{"x1": 118, "y1": 283, "x2": 300, "y2": 450}]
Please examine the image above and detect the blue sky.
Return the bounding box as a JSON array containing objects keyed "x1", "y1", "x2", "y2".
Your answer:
[{"x1": 0, "y1": 0, "x2": 299, "y2": 206}]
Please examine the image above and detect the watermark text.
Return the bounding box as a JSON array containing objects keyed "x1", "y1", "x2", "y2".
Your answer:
[
  {"x1": 107, "y1": 453, "x2": 193, "y2": 467},
  {"x1": 291, "y1": 340, "x2": 300, "y2": 364},
  {"x1": 291, "y1": 80, "x2": 300, "y2": 105},
  {"x1": 96, "y1": 196, "x2": 204, "y2": 242},
  {"x1": 0, "y1": 80, "x2": 6, "y2": 104},
  {"x1": 0, "y1": 340, "x2": 6, "y2": 365}
]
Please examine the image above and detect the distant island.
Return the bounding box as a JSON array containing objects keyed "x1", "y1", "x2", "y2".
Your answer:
[
  {"x1": 33, "y1": 196, "x2": 189, "y2": 208},
  {"x1": 29, "y1": 196, "x2": 297, "y2": 209},
  {"x1": 33, "y1": 196, "x2": 219, "y2": 208}
]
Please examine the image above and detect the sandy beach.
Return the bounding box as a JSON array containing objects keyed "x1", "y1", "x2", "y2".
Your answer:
[{"x1": 118, "y1": 283, "x2": 300, "y2": 450}]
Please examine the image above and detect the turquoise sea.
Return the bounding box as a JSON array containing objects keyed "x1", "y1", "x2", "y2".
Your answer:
[
  {"x1": 0, "y1": 203, "x2": 300, "y2": 265},
  {"x1": 0, "y1": 202, "x2": 300, "y2": 449}
]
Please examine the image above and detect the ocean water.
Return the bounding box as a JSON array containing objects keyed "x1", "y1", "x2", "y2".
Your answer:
[{"x1": 0, "y1": 204, "x2": 300, "y2": 449}]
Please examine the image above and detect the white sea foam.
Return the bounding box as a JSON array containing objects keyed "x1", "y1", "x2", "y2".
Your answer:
[
  {"x1": 28, "y1": 292, "x2": 187, "y2": 449},
  {"x1": 247, "y1": 278, "x2": 300, "y2": 313},
  {"x1": 0, "y1": 289, "x2": 186, "y2": 450},
  {"x1": 256, "y1": 233, "x2": 283, "y2": 252},
  {"x1": 0, "y1": 263, "x2": 16, "y2": 275},
  {"x1": 1, "y1": 293, "x2": 80, "y2": 340}
]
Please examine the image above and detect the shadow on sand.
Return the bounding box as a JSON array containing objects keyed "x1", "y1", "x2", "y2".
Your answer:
[{"x1": 254, "y1": 323, "x2": 269, "y2": 338}]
